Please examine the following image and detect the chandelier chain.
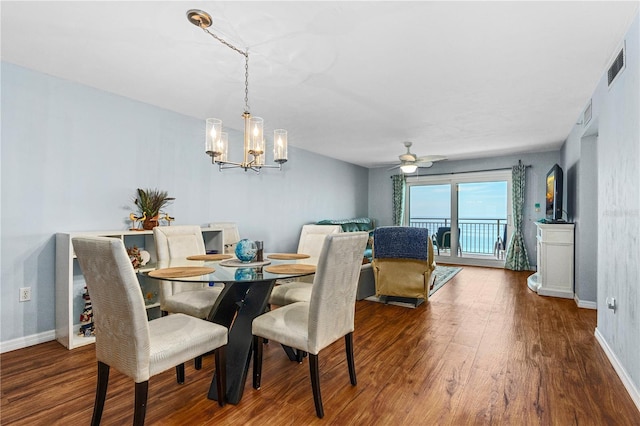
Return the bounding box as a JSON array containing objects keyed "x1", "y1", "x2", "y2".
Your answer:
[
  {"x1": 245, "y1": 54, "x2": 250, "y2": 113},
  {"x1": 201, "y1": 26, "x2": 250, "y2": 112}
]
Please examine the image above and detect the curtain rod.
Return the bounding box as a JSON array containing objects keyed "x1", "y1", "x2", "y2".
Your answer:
[{"x1": 390, "y1": 163, "x2": 531, "y2": 178}]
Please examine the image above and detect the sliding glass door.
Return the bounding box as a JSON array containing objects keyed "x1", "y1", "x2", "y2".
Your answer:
[
  {"x1": 405, "y1": 170, "x2": 512, "y2": 267},
  {"x1": 408, "y1": 183, "x2": 452, "y2": 258}
]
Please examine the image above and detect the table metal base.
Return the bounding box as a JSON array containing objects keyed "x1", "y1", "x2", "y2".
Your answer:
[{"x1": 206, "y1": 279, "x2": 275, "y2": 405}]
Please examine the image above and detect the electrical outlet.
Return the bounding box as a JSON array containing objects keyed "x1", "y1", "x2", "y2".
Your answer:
[{"x1": 19, "y1": 287, "x2": 31, "y2": 302}]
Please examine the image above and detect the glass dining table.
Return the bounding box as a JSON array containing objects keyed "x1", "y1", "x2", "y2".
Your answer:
[{"x1": 144, "y1": 255, "x2": 317, "y2": 405}]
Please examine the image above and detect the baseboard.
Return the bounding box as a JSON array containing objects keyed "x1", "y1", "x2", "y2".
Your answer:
[
  {"x1": 0, "y1": 330, "x2": 55, "y2": 354},
  {"x1": 574, "y1": 294, "x2": 597, "y2": 309},
  {"x1": 595, "y1": 327, "x2": 640, "y2": 412}
]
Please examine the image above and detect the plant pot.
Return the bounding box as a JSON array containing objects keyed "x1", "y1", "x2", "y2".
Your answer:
[{"x1": 142, "y1": 216, "x2": 159, "y2": 230}]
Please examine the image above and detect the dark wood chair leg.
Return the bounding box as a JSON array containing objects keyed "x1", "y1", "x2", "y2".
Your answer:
[
  {"x1": 175, "y1": 363, "x2": 185, "y2": 384},
  {"x1": 133, "y1": 381, "x2": 149, "y2": 426},
  {"x1": 194, "y1": 355, "x2": 203, "y2": 370},
  {"x1": 345, "y1": 332, "x2": 357, "y2": 385},
  {"x1": 91, "y1": 361, "x2": 110, "y2": 426},
  {"x1": 309, "y1": 354, "x2": 324, "y2": 419},
  {"x1": 215, "y1": 346, "x2": 227, "y2": 407},
  {"x1": 253, "y1": 336, "x2": 263, "y2": 390}
]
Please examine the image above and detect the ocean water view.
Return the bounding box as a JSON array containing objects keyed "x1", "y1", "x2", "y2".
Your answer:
[{"x1": 410, "y1": 217, "x2": 508, "y2": 255}]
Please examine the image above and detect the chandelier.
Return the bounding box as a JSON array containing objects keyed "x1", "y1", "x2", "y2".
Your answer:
[{"x1": 187, "y1": 9, "x2": 288, "y2": 172}]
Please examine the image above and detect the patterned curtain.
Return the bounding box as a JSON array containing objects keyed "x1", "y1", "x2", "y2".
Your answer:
[
  {"x1": 505, "y1": 162, "x2": 531, "y2": 270},
  {"x1": 392, "y1": 174, "x2": 406, "y2": 226}
]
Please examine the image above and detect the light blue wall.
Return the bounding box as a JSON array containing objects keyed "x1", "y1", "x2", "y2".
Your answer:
[
  {"x1": 563, "y1": 11, "x2": 639, "y2": 407},
  {"x1": 368, "y1": 151, "x2": 561, "y2": 267},
  {"x1": 0, "y1": 62, "x2": 369, "y2": 344}
]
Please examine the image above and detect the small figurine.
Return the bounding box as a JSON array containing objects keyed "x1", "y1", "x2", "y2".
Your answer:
[
  {"x1": 129, "y1": 212, "x2": 146, "y2": 231},
  {"x1": 161, "y1": 212, "x2": 175, "y2": 226}
]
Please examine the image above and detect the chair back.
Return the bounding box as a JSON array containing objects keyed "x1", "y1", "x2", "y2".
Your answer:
[
  {"x1": 297, "y1": 224, "x2": 342, "y2": 259},
  {"x1": 153, "y1": 225, "x2": 207, "y2": 297},
  {"x1": 435, "y1": 227, "x2": 451, "y2": 248},
  {"x1": 373, "y1": 226, "x2": 430, "y2": 260},
  {"x1": 72, "y1": 236, "x2": 152, "y2": 382},
  {"x1": 307, "y1": 232, "x2": 368, "y2": 354},
  {"x1": 210, "y1": 222, "x2": 240, "y2": 254}
]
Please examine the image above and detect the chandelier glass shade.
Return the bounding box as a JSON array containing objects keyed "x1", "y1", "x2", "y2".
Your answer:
[{"x1": 188, "y1": 9, "x2": 288, "y2": 172}]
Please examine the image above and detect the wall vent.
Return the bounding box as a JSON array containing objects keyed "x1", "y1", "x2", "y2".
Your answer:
[
  {"x1": 583, "y1": 99, "x2": 592, "y2": 126},
  {"x1": 607, "y1": 41, "x2": 625, "y2": 87}
]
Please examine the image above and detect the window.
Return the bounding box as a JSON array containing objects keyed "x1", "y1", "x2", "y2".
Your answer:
[{"x1": 405, "y1": 170, "x2": 512, "y2": 267}]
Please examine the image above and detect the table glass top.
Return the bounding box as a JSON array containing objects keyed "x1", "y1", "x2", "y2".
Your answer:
[{"x1": 145, "y1": 255, "x2": 318, "y2": 283}]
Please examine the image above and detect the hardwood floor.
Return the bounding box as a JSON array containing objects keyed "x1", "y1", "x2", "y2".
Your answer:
[{"x1": 2, "y1": 266, "x2": 639, "y2": 425}]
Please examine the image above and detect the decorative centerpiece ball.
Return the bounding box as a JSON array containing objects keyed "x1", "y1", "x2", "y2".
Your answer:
[{"x1": 235, "y1": 239, "x2": 257, "y2": 262}]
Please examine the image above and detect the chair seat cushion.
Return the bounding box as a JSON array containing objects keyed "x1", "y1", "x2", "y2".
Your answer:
[
  {"x1": 252, "y1": 302, "x2": 313, "y2": 353},
  {"x1": 162, "y1": 286, "x2": 222, "y2": 319},
  {"x1": 269, "y1": 281, "x2": 312, "y2": 306},
  {"x1": 148, "y1": 313, "x2": 227, "y2": 378}
]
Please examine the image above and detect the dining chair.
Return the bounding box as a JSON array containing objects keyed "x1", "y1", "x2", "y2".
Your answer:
[
  {"x1": 154, "y1": 225, "x2": 224, "y2": 370},
  {"x1": 252, "y1": 232, "x2": 369, "y2": 418},
  {"x1": 72, "y1": 236, "x2": 228, "y2": 426},
  {"x1": 153, "y1": 225, "x2": 223, "y2": 319},
  {"x1": 209, "y1": 222, "x2": 241, "y2": 254},
  {"x1": 268, "y1": 224, "x2": 342, "y2": 307}
]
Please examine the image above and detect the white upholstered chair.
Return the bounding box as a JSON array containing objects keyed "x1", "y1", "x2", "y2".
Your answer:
[
  {"x1": 153, "y1": 225, "x2": 223, "y2": 319},
  {"x1": 268, "y1": 224, "x2": 341, "y2": 306},
  {"x1": 72, "y1": 236, "x2": 228, "y2": 426},
  {"x1": 252, "y1": 232, "x2": 368, "y2": 418},
  {"x1": 209, "y1": 222, "x2": 241, "y2": 255}
]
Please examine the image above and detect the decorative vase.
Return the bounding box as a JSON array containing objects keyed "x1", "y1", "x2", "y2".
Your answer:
[
  {"x1": 142, "y1": 215, "x2": 159, "y2": 230},
  {"x1": 235, "y1": 239, "x2": 257, "y2": 262}
]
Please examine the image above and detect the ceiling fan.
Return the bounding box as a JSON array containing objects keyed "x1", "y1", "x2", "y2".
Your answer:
[{"x1": 390, "y1": 141, "x2": 446, "y2": 173}]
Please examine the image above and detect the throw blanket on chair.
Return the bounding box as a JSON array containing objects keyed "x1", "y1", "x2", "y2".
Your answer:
[{"x1": 373, "y1": 227, "x2": 429, "y2": 260}]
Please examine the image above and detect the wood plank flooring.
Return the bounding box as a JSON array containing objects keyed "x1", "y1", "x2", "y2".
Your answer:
[{"x1": 2, "y1": 266, "x2": 639, "y2": 425}]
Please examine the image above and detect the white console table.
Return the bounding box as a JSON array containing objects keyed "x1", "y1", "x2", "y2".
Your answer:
[
  {"x1": 527, "y1": 222, "x2": 574, "y2": 299},
  {"x1": 55, "y1": 226, "x2": 224, "y2": 349}
]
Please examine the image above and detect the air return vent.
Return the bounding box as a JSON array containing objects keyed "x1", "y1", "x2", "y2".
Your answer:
[{"x1": 607, "y1": 42, "x2": 625, "y2": 87}]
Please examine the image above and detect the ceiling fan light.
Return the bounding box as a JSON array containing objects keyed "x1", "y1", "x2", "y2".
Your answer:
[{"x1": 400, "y1": 164, "x2": 417, "y2": 173}]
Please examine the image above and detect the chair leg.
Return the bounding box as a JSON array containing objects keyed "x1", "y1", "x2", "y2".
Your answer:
[
  {"x1": 91, "y1": 361, "x2": 110, "y2": 426},
  {"x1": 253, "y1": 336, "x2": 263, "y2": 390},
  {"x1": 215, "y1": 346, "x2": 227, "y2": 407},
  {"x1": 175, "y1": 363, "x2": 185, "y2": 384},
  {"x1": 345, "y1": 332, "x2": 357, "y2": 386},
  {"x1": 309, "y1": 354, "x2": 324, "y2": 419},
  {"x1": 133, "y1": 381, "x2": 149, "y2": 426},
  {"x1": 194, "y1": 355, "x2": 203, "y2": 370}
]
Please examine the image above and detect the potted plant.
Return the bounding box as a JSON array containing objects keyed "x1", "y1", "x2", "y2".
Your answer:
[{"x1": 134, "y1": 188, "x2": 175, "y2": 230}]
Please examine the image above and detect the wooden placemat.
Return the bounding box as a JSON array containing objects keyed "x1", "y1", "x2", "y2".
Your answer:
[
  {"x1": 148, "y1": 266, "x2": 215, "y2": 279},
  {"x1": 186, "y1": 254, "x2": 232, "y2": 261},
  {"x1": 267, "y1": 253, "x2": 311, "y2": 260},
  {"x1": 264, "y1": 264, "x2": 316, "y2": 274}
]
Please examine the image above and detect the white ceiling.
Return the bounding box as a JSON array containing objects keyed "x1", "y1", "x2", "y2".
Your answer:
[{"x1": 2, "y1": 1, "x2": 638, "y2": 168}]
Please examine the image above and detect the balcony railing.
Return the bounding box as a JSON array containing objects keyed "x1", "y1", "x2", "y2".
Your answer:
[{"x1": 409, "y1": 217, "x2": 507, "y2": 256}]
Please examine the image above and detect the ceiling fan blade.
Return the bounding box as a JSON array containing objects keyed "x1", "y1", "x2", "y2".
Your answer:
[
  {"x1": 416, "y1": 161, "x2": 433, "y2": 168},
  {"x1": 387, "y1": 164, "x2": 401, "y2": 171},
  {"x1": 416, "y1": 155, "x2": 446, "y2": 163}
]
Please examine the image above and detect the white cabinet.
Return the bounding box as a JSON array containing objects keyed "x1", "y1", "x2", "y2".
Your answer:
[
  {"x1": 55, "y1": 226, "x2": 224, "y2": 349},
  {"x1": 527, "y1": 223, "x2": 574, "y2": 299}
]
